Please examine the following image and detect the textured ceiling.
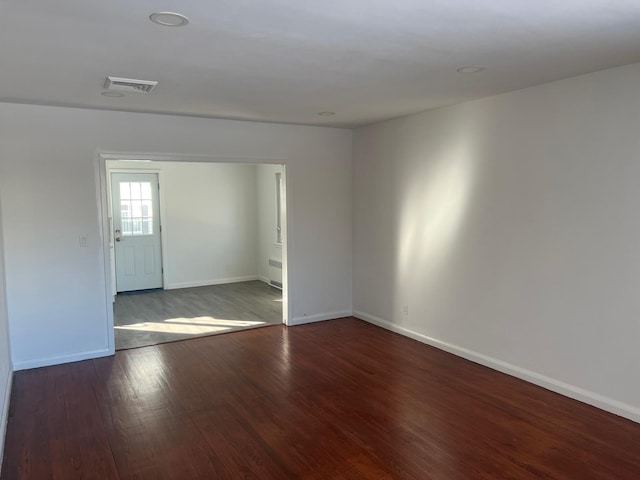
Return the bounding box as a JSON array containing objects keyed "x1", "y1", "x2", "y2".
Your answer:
[{"x1": 1, "y1": 0, "x2": 640, "y2": 127}]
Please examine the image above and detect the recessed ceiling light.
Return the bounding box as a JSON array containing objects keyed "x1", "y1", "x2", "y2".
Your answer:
[
  {"x1": 457, "y1": 66, "x2": 485, "y2": 74},
  {"x1": 149, "y1": 12, "x2": 189, "y2": 27},
  {"x1": 317, "y1": 111, "x2": 336, "y2": 116},
  {"x1": 101, "y1": 91, "x2": 124, "y2": 98}
]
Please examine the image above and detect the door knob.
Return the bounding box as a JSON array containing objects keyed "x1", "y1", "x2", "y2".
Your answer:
[{"x1": 115, "y1": 229, "x2": 122, "y2": 242}]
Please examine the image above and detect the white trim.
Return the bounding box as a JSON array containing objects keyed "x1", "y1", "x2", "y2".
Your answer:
[
  {"x1": 354, "y1": 310, "x2": 640, "y2": 424},
  {"x1": 94, "y1": 153, "x2": 115, "y2": 354},
  {"x1": 0, "y1": 371, "x2": 12, "y2": 472},
  {"x1": 289, "y1": 310, "x2": 352, "y2": 326},
  {"x1": 166, "y1": 275, "x2": 259, "y2": 290},
  {"x1": 98, "y1": 151, "x2": 287, "y2": 165},
  {"x1": 13, "y1": 348, "x2": 113, "y2": 372},
  {"x1": 258, "y1": 275, "x2": 270, "y2": 284},
  {"x1": 280, "y1": 165, "x2": 290, "y2": 326}
]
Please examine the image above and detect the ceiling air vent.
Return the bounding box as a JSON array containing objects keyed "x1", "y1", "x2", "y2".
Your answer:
[{"x1": 104, "y1": 76, "x2": 158, "y2": 94}]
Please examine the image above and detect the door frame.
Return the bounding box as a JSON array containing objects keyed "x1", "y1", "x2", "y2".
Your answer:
[
  {"x1": 107, "y1": 168, "x2": 167, "y2": 296},
  {"x1": 95, "y1": 152, "x2": 291, "y2": 354}
]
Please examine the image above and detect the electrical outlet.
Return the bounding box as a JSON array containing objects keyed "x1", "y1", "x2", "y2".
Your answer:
[
  {"x1": 403, "y1": 305, "x2": 409, "y2": 316},
  {"x1": 79, "y1": 235, "x2": 88, "y2": 247}
]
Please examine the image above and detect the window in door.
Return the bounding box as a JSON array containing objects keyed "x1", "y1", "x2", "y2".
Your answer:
[{"x1": 119, "y1": 181, "x2": 154, "y2": 236}]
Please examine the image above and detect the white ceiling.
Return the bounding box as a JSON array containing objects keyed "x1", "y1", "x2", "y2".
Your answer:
[{"x1": 2, "y1": 0, "x2": 640, "y2": 128}]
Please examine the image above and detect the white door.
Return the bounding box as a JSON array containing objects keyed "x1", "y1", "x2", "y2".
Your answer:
[{"x1": 111, "y1": 173, "x2": 163, "y2": 292}]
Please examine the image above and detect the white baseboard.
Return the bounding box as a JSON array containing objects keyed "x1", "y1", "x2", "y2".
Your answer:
[
  {"x1": 289, "y1": 310, "x2": 353, "y2": 326},
  {"x1": 166, "y1": 275, "x2": 259, "y2": 290},
  {"x1": 13, "y1": 348, "x2": 113, "y2": 371},
  {"x1": 0, "y1": 370, "x2": 12, "y2": 473},
  {"x1": 258, "y1": 275, "x2": 270, "y2": 285},
  {"x1": 354, "y1": 310, "x2": 640, "y2": 424}
]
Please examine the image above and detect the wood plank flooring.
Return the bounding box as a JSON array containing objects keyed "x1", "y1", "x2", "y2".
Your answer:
[
  {"x1": 114, "y1": 280, "x2": 282, "y2": 350},
  {"x1": 3, "y1": 318, "x2": 640, "y2": 479}
]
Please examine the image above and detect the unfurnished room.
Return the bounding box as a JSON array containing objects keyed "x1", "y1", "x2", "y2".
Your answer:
[
  {"x1": 106, "y1": 160, "x2": 286, "y2": 349},
  {"x1": 0, "y1": 1, "x2": 640, "y2": 479}
]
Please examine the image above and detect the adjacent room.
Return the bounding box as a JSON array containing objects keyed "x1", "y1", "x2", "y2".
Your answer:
[
  {"x1": 105, "y1": 160, "x2": 286, "y2": 349},
  {"x1": 1, "y1": 1, "x2": 640, "y2": 478}
]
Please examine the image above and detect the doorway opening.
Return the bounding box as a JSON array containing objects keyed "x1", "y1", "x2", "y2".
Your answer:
[{"x1": 98, "y1": 155, "x2": 289, "y2": 351}]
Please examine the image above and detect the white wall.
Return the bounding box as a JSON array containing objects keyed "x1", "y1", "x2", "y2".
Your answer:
[
  {"x1": 0, "y1": 104, "x2": 352, "y2": 369},
  {"x1": 109, "y1": 161, "x2": 259, "y2": 290},
  {"x1": 0, "y1": 195, "x2": 13, "y2": 459},
  {"x1": 256, "y1": 164, "x2": 283, "y2": 285},
  {"x1": 353, "y1": 62, "x2": 640, "y2": 422}
]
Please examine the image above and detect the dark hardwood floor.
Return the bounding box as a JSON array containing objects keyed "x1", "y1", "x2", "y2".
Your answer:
[
  {"x1": 3, "y1": 318, "x2": 640, "y2": 479},
  {"x1": 114, "y1": 280, "x2": 282, "y2": 350}
]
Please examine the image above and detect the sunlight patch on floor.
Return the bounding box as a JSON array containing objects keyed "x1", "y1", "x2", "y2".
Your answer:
[
  {"x1": 169, "y1": 317, "x2": 266, "y2": 327},
  {"x1": 114, "y1": 316, "x2": 267, "y2": 335},
  {"x1": 115, "y1": 322, "x2": 230, "y2": 335}
]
